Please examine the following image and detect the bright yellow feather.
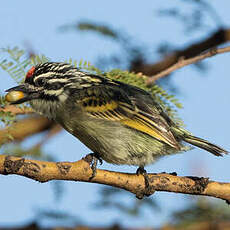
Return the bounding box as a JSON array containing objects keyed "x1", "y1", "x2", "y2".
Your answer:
[
  {"x1": 121, "y1": 118, "x2": 178, "y2": 148},
  {"x1": 82, "y1": 97, "x2": 180, "y2": 149},
  {"x1": 82, "y1": 97, "x2": 118, "y2": 113}
]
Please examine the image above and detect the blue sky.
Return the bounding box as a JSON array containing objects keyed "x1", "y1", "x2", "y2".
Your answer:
[{"x1": 0, "y1": 0, "x2": 230, "y2": 228}]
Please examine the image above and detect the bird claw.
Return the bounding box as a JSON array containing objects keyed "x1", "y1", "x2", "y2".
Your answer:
[
  {"x1": 83, "y1": 153, "x2": 103, "y2": 180},
  {"x1": 136, "y1": 166, "x2": 153, "y2": 198}
]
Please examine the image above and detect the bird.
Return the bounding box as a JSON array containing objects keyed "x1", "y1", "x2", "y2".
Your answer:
[{"x1": 5, "y1": 62, "x2": 228, "y2": 180}]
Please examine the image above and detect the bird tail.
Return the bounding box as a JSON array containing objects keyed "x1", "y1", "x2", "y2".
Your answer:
[{"x1": 183, "y1": 135, "x2": 228, "y2": 157}]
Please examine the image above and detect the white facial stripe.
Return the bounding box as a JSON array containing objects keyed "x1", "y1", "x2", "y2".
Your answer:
[
  {"x1": 34, "y1": 72, "x2": 56, "y2": 80},
  {"x1": 44, "y1": 89, "x2": 64, "y2": 96},
  {"x1": 47, "y1": 78, "x2": 69, "y2": 83}
]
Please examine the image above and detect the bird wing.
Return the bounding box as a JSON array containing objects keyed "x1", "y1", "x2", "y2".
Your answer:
[{"x1": 78, "y1": 80, "x2": 180, "y2": 149}]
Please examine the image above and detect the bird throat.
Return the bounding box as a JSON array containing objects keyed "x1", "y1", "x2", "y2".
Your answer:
[{"x1": 29, "y1": 99, "x2": 61, "y2": 120}]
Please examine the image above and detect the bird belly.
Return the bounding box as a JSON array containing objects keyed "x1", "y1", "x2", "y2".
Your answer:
[{"x1": 58, "y1": 111, "x2": 179, "y2": 166}]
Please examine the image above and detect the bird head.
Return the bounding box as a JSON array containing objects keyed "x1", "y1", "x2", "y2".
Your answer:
[
  {"x1": 5, "y1": 62, "x2": 96, "y2": 119},
  {"x1": 6, "y1": 62, "x2": 84, "y2": 105}
]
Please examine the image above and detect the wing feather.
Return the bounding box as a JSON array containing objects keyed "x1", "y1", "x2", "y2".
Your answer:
[{"x1": 78, "y1": 83, "x2": 180, "y2": 149}]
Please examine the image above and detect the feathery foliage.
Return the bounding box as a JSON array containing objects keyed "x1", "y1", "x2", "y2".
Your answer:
[{"x1": 0, "y1": 47, "x2": 49, "y2": 83}]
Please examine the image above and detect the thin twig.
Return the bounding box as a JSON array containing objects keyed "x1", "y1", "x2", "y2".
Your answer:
[{"x1": 147, "y1": 46, "x2": 230, "y2": 85}]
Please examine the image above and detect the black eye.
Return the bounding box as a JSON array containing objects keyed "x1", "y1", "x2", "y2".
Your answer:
[
  {"x1": 46, "y1": 82, "x2": 62, "y2": 90},
  {"x1": 35, "y1": 78, "x2": 46, "y2": 87}
]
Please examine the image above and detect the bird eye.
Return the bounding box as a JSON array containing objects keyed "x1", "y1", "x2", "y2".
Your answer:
[
  {"x1": 51, "y1": 82, "x2": 62, "y2": 90},
  {"x1": 46, "y1": 82, "x2": 62, "y2": 90},
  {"x1": 35, "y1": 78, "x2": 46, "y2": 87}
]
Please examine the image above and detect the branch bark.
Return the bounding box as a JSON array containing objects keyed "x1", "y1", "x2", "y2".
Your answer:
[{"x1": 0, "y1": 154, "x2": 229, "y2": 203}]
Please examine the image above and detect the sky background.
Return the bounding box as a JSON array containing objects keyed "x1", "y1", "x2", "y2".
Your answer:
[{"x1": 0, "y1": 0, "x2": 230, "y2": 228}]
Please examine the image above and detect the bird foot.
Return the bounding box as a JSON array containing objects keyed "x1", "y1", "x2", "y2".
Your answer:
[
  {"x1": 136, "y1": 166, "x2": 154, "y2": 199},
  {"x1": 83, "y1": 153, "x2": 103, "y2": 180}
]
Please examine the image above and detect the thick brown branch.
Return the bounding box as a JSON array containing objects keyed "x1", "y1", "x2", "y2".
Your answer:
[
  {"x1": 0, "y1": 155, "x2": 229, "y2": 203},
  {"x1": 131, "y1": 28, "x2": 230, "y2": 76},
  {"x1": 147, "y1": 46, "x2": 230, "y2": 85}
]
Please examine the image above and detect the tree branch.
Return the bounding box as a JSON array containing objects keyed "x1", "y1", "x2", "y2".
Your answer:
[
  {"x1": 131, "y1": 28, "x2": 230, "y2": 76},
  {"x1": 0, "y1": 116, "x2": 54, "y2": 145},
  {"x1": 0, "y1": 105, "x2": 62, "y2": 145},
  {"x1": 0, "y1": 154, "x2": 229, "y2": 203},
  {"x1": 147, "y1": 46, "x2": 230, "y2": 85}
]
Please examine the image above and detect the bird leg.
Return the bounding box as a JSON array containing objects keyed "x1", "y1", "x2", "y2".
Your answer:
[
  {"x1": 83, "y1": 153, "x2": 103, "y2": 180},
  {"x1": 136, "y1": 166, "x2": 153, "y2": 198}
]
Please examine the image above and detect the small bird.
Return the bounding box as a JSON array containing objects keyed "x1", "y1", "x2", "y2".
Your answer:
[{"x1": 5, "y1": 62, "x2": 228, "y2": 178}]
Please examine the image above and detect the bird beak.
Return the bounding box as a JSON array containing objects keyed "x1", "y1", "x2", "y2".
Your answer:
[{"x1": 5, "y1": 84, "x2": 40, "y2": 104}]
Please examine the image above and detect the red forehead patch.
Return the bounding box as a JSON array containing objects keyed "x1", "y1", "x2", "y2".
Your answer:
[{"x1": 26, "y1": 66, "x2": 35, "y2": 79}]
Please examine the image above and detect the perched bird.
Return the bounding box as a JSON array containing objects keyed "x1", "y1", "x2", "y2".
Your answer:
[{"x1": 5, "y1": 62, "x2": 228, "y2": 177}]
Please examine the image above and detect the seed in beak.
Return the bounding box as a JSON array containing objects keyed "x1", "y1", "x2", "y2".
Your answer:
[{"x1": 5, "y1": 91, "x2": 25, "y2": 103}]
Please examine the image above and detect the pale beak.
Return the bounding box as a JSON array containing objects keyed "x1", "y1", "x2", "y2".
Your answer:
[{"x1": 5, "y1": 85, "x2": 40, "y2": 104}]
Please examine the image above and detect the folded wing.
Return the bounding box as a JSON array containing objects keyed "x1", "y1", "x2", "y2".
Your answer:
[{"x1": 76, "y1": 76, "x2": 180, "y2": 150}]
